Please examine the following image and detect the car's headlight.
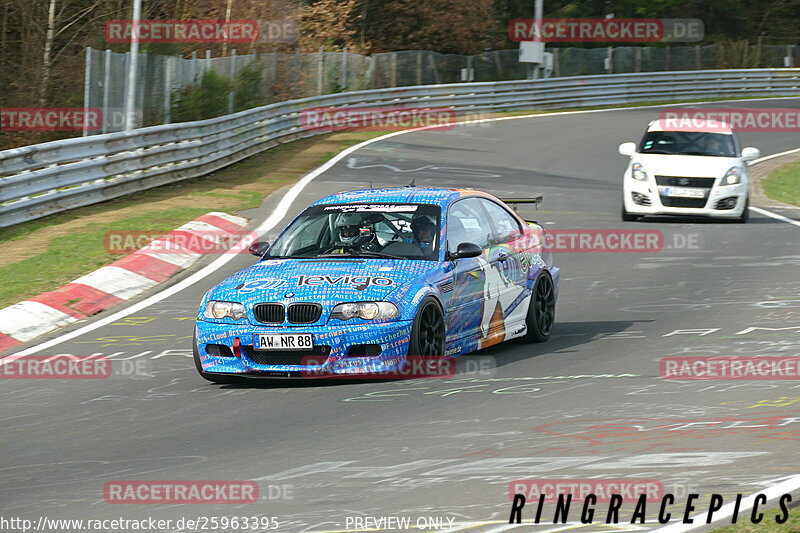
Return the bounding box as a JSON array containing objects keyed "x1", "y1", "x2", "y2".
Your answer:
[
  {"x1": 204, "y1": 301, "x2": 247, "y2": 320},
  {"x1": 631, "y1": 163, "x2": 647, "y2": 181},
  {"x1": 331, "y1": 302, "x2": 399, "y2": 321},
  {"x1": 720, "y1": 166, "x2": 742, "y2": 185}
]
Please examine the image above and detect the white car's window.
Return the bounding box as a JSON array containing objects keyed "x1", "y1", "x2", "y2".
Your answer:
[{"x1": 640, "y1": 131, "x2": 737, "y2": 157}]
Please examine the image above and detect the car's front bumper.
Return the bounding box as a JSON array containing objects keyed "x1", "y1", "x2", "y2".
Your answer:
[
  {"x1": 195, "y1": 319, "x2": 414, "y2": 377},
  {"x1": 624, "y1": 180, "x2": 748, "y2": 218}
]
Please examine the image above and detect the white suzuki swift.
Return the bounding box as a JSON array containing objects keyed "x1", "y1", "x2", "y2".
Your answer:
[{"x1": 619, "y1": 119, "x2": 760, "y2": 223}]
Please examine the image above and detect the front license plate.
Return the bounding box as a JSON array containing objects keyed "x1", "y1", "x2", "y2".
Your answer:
[
  {"x1": 253, "y1": 333, "x2": 313, "y2": 351},
  {"x1": 665, "y1": 187, "x2": 705, "y2": 198}
]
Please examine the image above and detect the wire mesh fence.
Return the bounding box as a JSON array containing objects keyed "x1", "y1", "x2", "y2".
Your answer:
[{"x1": 86, "y1": 44, "x2": 800, "y2": 134}]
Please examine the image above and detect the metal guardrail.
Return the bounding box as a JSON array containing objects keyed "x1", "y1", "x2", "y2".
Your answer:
[{"x1": 2, "y1": 68, "x2": 800, "y2": 228}]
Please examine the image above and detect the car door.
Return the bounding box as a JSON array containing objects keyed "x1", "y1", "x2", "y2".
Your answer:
[
  {"x1": 477, "y1": 199, "x2": 529, "y2": 343},
  {"x1": 443, "y1": 198, "x2": 493, "y2": 346}
]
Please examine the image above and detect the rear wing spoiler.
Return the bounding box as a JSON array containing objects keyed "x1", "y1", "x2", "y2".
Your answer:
[{"x1": 499, "y1": 196, "x2": 543, "y2": 223}]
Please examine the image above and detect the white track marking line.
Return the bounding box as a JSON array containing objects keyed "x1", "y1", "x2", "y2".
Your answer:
[
  {"x1": 750, "y1": 205, "x2": 800, "y2": 227},
  {"x1": 5, "y1": 97, "x2": 800, "y2": 358},
  {"x1": 653, "y1": 474, "x2": 800, "y2": 532}
]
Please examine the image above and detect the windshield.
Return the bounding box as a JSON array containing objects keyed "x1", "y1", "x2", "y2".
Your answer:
[
  {"x1": 639, "y1": 131, "x2": 737, "y2": 157},
  {"x1": 268, "y1": 203, "x2": 441, "y2": 260}
]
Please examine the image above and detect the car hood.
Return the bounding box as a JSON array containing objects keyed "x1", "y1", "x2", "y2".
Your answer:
[
  {"x1": 633, "y1": 154, "x2": 741, "y2": 177},
  {"x1": 210, "y1": 257, "x2": 439, "y2": 306}
]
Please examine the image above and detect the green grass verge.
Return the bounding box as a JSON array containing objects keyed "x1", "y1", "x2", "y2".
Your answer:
[{"x1": 762, "y1": 161, "x2": 800, "y2": 207}]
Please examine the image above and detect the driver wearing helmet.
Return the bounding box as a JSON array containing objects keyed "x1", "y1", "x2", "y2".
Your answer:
[
  {"x1": 406, "y1": 214, "x2": 436, "y2": 249},
  {"x1": 331, "y1": 212, "x2": 378, "y2": 252},
  {"x1": 336, "y1": 212, "x2": 362, "y2": 246}
]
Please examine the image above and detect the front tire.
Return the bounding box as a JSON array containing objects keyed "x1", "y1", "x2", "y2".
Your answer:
[
  {"x1": 522, "y1": 272, "x2": 555, "y2": 343},
  {"x1": 408, "y1": 296, "x2": 446, "y2": 356}
]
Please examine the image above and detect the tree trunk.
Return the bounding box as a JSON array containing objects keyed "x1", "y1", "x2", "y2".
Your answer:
[{"x1": 39, "y1": 0, "x2": 57, "y2": 107}]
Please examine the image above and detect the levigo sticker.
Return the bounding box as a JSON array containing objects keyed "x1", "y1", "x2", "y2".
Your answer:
[{"x1": 296, "y1": 275, "x2": 394, "y2": 288}]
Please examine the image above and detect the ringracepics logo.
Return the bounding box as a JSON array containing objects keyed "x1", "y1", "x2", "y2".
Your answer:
[
  {"x1": 104, "y1": 20, "x2": 259, "y2": 43},
  {"x1": 509, "y1": 18, "x2": 703, "y2": 43},
  {"x1": 1, "y1": 108, "x2": 101, "y2": 131},
  {"x1": 300, "y1": 107, "x2": 456, "y2": 132},
  {"x1": 660, "y1": 108, "x2": 800, "y2": 132},
  {"x1": 508, "y1": 492, "x2": 794, "y2": 526},
  {"x1": 104, "y1": 481, "x2": 258, "y2": 504}
]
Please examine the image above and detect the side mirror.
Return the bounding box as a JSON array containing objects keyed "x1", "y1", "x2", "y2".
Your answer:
[
  {"x1": 248, "y1": 241, "x2": 270, "y2": 258},
  {"x1": 741, "y1": 147, "x2": 761, "y2": 162},
  {"x1": 450, "y1": 242, "x2": 482, "y2": 259},
  {"x1": 618, "y1": 142, "x2": 637, "y2": 157}
]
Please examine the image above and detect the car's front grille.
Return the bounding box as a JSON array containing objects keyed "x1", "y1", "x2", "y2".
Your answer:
[
  {"x1": 253, "y1": 303, "x2": 285, "y2": 324},
  {"x1": 655, "y1": 176, "x2": 716, "y2": 188},
  {"x1": 287, "y1": 303, "x2": 322, "y2": 324},
  {"x1": 242, "y1": 345, "x2": 331, "y2": 366},
  {"x1": 659, "y1": 196, "x2": 708, "y2": 208}
]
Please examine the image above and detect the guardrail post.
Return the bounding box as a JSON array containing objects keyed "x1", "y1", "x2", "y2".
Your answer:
[
  {"x1": 83, "y1": 47, "x2": 92, "y2": 136},
  {"x1": 695, "y1": 46, "x2": 701, "y2": 70},
  {"x1": 635, "y1": 47, "x2": 641, "y2": 72},
  {"x1": 191, "y1": 50, "x2": 198, "y2": 82},
  {"x1": 228, "y1": 49, "x2": 237, "y2": 113},
  {"x1": 417, "y1": 51, "x2": 422, "y2": 85},
  {"x1": 367, "y1": 55, "x2": 375, "y2": 89},
  {"x1": 606, "y1": 47, "x2": 613, "y2": 74},
  {"x1": 342, "y1": 46, "x2": 348, "y2": 90},
  {"x1": 102, "y1": 49, "x2": 111, "y2": 134},
  {"x1": 391, "y1": 52, "x2": 397, "y2": 87},
  {"x1": 429, "y1": 54, "x2": 440, "y2": 84},
  {"x1": 665, "y1": 46, "x2": 670, "y2": 70},
  {"x1": 552, "y1": 49, "x2": 559, "y2": 77},
  {"x1": 317, "y1": 45, "x2": 324, "y2": 95},
  {"x1": 292, "y1": 48, "x2": 299, "y2": 99},
  {"x1": 164, "y1": 56, "x2": 172, "y2": 124}
]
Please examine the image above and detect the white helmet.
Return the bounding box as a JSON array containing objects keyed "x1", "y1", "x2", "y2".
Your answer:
[{"x1": 336, "y1": 212, "x2": 362, "y2": 244}]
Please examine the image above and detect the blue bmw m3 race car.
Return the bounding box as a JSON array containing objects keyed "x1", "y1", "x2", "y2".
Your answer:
[{"x1": 194, "y1": 187, "x2": 559, "y2": 381}]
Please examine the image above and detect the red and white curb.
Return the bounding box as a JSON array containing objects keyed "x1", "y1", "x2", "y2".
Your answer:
[{"x1": 0, "y1": 212, "x2": 247, "y2": 352}]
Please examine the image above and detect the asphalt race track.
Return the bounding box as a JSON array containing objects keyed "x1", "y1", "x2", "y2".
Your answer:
[{"x1": 3, "y1": 99, "x2": 800, "y2": 532}]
